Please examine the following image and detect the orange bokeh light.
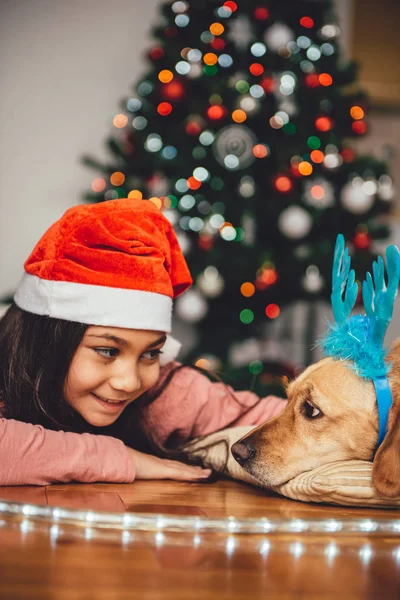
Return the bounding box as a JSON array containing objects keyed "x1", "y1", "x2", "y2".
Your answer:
[
  {"x1": 275, "y1": 176, "x2": 293, "y2": 192},
  {"x1": 253, "y1": 144, "x2": 268, "y2": 158},
  {"x1": 240, "y1": 282, "x2": 255, "y2": 297},
  {"x1": 319, "y1": 73, "x2": 333, "y2": 86},
  {"x1": 232, "y1": 109, "x2": 247, "y2": 123},
  {"x1": 204, "y1": 52, "x2": 218, "y2": 65},
  {"x1": 310, "y1": 150, "x2": 324, "y2": 163},
  {"x1": 158, "y1": 69, "x2": 174, "y2": 83},
  {"x1": 110, "y1": 172, "x2": 125, "y2": 186},
  {"x1": 128, "y1": 190, "x2": 143, "y2": 199},
  {"x1": 298, "y1": 161, "x2": 313, "y2": 176},
  {"x1": 350, "y1": 106, "x2": 365, "y2": 120},
  {"x1": 148, "y1": 197, "x2": 162, "y2": 209},
  {"x1": 210, "y1": 22, "x2": 225, "y2": 36},
  {"x1": 113, "y1": 114, "x2": 128, "y2": 128}
]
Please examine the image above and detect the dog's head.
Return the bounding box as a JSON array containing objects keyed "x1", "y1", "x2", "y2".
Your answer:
[{"x1": 232, "y1": 339, "x2": 400, "y2": 497}]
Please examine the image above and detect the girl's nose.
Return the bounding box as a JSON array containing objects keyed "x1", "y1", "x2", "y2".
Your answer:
[{"x1": 109, "y1": 365, "x2": 141, "y2": 393}]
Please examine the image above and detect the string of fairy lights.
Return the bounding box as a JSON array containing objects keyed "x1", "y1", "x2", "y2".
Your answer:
[{"x1": 88, "y1": 0, "x2": 394, "y2": 372}]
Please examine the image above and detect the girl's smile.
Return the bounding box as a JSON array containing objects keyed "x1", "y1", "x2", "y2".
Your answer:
[{"x1": 63, "y1": 326, "x2": 166, "y2": 427}]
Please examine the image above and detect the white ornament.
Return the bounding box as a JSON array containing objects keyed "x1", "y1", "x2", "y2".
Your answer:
[
  {"x1": 278, "y1": 206, "x2": 312, "y2": 239},
  {"x1": 175, "y1": 289, "x2": 208, "y2": 322},
  {"x1": 341, "y1": 179, "x2": 375, "y2": 214},
  {"x1": 302, "y1": 265, "x2": 324, "y2": 293},
  {"x1": 227, "y1": 15, "x2": 255, "y2": 50},
  {"x1": 213, "y1": 125, "x2": 256, "y2": 169},
  {"x1": 264, "y1": 23, "x2": 294, "y2": 52},
  {"x1": 302, "y1": 177, "x2": 335, "y2": 209},
  {"x1": 197, "y1": 266, "x2": 225, "y2": 298}
]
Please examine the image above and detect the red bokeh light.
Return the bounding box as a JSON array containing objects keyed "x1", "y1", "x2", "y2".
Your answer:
[
  {"x1": 254, "y1": 7, "x2": 269, "y2": 20},
  {"x1": 207, "y1": 105, "x2": 226, "y2": 120},
  {"x1": 300, "y1": 16, "x2": 314, "y2": 28},
  {"x1": 249, "y1": 63, "x2": 264, "y2": 76},
  {"x1": 157, "y1": 102, "x2": 173, "y2": 116}
]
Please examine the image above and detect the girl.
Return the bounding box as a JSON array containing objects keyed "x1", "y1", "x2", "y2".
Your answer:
[{"x1": 0, "y1": 198, "x2": 286, "y2": 485}]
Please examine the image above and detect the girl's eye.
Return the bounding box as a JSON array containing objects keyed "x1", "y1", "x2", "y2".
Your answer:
[
  {"x1": 303, "y1": 400, "x2": 321, "y2": 419},
  {"x1": 94, "y1": 348, "x2": 119, "y2": 359},
  {"x1": 142, "y1": 349, "x2": 163, "y2": 361}
]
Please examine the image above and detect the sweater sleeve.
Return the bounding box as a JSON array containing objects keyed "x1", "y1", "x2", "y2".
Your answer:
[
  {"x1": 0, "y1": 418, "x2": 135, "y2": 486},
  {"x1": 142, "y1": 365, "x2": 287, "y2": 447}
]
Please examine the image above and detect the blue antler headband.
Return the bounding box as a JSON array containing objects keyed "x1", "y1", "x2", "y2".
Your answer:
[{"x1": 321, "y1": 234, "x2": 400, "y2": 448}]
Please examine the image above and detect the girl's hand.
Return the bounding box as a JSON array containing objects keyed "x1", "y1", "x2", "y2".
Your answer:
[{"x1": 128, "y1": 447, "x2": 212, "y2": 481}]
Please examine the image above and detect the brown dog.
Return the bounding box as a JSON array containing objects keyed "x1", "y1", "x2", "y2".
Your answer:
[{"x1": 231, "y1": 339, "x2": 400, "y2": 498}]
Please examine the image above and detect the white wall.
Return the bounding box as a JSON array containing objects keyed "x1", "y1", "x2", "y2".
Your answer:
[{"x1": 0, "y1": 0, "x2": 161, "y2": 297}]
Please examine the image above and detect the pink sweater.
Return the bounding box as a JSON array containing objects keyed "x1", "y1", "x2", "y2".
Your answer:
[{"x1": 0, "y1": 364, "x2": 286, "y2": 485}]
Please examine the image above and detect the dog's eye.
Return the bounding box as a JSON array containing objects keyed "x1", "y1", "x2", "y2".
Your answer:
[{"x1": 303, "y1": 400, "x2": 321, "y2": 419}]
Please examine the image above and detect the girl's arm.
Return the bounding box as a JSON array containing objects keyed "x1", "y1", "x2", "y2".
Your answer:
[
  {"x1": 0, "y1": 417, "x2": 135, "y2": 485},
  {"x1": 142, "y1": 364, "x2": 287, "y2": 446},
  {"x1": 0, "y1": 418, "x2": 211, "y2": 486}
]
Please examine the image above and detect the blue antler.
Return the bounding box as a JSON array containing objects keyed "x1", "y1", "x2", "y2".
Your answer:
[
  {"x1": 362, "y1": 244, "x2": 400, "y2": 347},
  {"x1": 331, "y1": 234, "x2": 358, "y2": 324}
]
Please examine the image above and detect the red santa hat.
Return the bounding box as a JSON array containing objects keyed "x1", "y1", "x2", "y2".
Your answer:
[{"x1": 14, "y1": 199, "x2": 193, "y2": 344}]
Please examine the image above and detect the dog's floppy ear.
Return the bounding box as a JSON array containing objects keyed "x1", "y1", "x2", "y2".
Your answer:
[{"x1": 372, "y1": 400, "x2": 400, "y2": 498}]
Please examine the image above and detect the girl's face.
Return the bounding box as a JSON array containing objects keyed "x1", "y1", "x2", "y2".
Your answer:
[{"x1": 63, "y1": 326, "x2": 166, "y2": 427}]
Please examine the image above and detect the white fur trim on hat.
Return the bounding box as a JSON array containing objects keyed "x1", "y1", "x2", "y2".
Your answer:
[
  {"x1": 159, "y1": 335, "x2": 182, "y2": 366},
  {"x1": 14, "y1": 273, "x2": 173, "y2": 332}
]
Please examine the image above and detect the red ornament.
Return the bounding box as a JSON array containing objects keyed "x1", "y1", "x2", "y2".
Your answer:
[
  {"x1": 354, "y1": 231, "x2": 371, "y2": 250},
  {"x1": 161, "y1": 80, "x2": 185, "y2": 101},
  {"x1": 211, "y1": 38, "x2": 225, "y2": 50},
  {"x1": 352, "y1": 120, "x2": 367, "y2": 135},
  {"x1": 207, "y1": 105, "x2": 226, "y2": 120},
  {"x1": 305, "y1": 74, "x2": 320, "y2": 88},
  {"x1": 149, "y1": 47, "x2": 165, "y2": 60},
  {"x1": 300, "y1": 16, "x2": 314, "y2": 28},
  {"x1": 315, "y1": 116, "x2": 333, "y2": 132},
  {"x1": 260, "y1": 76, "x2": 276, "y2": 93},
  {"x1": 254, "y1": 7, "x2": 269, "y2": 20}
]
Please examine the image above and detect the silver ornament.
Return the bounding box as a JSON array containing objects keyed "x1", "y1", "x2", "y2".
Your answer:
[{"x1": 213, "y1": 125, "x2": 256, "y2": 170}]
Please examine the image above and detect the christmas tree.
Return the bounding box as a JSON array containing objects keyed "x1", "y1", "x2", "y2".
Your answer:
[{"x1": 83, "y1": 0, "x2": 395, "y2": 394}]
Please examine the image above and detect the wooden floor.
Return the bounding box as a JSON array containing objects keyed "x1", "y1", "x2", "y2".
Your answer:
[{"x1": 0, "y1": 478, "x2": 400, "y2": 599}]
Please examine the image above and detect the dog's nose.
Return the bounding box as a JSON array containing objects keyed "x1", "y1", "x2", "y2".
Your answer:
[{"x1": 231, "y1": 441, "x2": 256, "y2": 463}]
